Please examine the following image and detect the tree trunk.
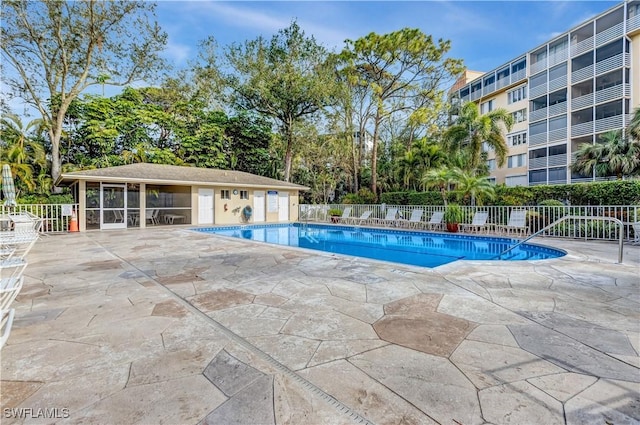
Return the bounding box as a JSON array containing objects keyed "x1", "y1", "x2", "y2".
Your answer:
[
  {"x1": 370, "y1": 107, "x2": 381, "y2": 197},
  {"x1": 283, "y1": 118, "x2": 294, "y2": 182}
]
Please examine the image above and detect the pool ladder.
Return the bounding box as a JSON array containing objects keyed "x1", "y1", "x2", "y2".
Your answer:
[{"x1": 496, "y1": 215, "x2": 624, "y2": 263}]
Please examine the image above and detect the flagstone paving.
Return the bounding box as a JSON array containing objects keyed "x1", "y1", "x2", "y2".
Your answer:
[{"x1": 1, "y1": 227, "x2": 639, "y2": 424}]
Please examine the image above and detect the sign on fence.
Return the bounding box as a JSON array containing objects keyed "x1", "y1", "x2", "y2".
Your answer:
[{"x1": 61, "y1": 204, "x2": 73, "y2": 216}]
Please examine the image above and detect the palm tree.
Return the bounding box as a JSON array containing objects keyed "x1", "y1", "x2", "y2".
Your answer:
[
  {"x1": 445, "y1": 102, "x2": 514, "y2": 170},
  {"x1": 421, "y1": 167, "x2": 456, "y2": 206},
  {"x1": 398, "y1": 150, "x2": 421, "y2": 190},
  {"x1": 0, "y1": 114, "x2": 48, "y2": 192},
  {"x1": 450, "y1": 168, "x2": 495, "y2": 206},
  {"x1": 628, "y1": 107, "x2": 640, "y2": 141},
  {"x1": 572, "y1": 130, "x2": 640, "y2": 180}
]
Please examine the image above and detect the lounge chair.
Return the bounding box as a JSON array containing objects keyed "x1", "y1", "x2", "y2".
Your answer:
[
  {"x1": 0, "y1": 308, "x2": 15, "y2": 350},
  {"x1": 1, "y1": 275, "x2": 24, "y2": 311},
  {"x1": 632, "y1": 222, "x2": 640, "y2": 245},
  {"x1": 146, "y1": 209, "x2": 160, "y2": 225},
  {"x1": 398, "y1": 209, "x2": 424, "y2": 229},
  {"x1": 460, "y1": 211, "x2": 490, "y2": 234},
  {"x1": 373, "y1": 208, "x2": 398, "y2": 227},
  {"x1": 497, "y1": 209, "x2": 529, "y2": 237},
  {"x1": 425, "y1": 211, "x2": 444, "y2": 231},
  {"x1": 347, "y1": 210, "x2": 372, "y2": 226},
  {"x1": 337, "y1": 207, "x2": 352, "y2": 223}
]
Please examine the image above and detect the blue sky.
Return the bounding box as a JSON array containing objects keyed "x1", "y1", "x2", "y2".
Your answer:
[{"x1": 156, "y1": 0, "x2": 619, "y2": 73}]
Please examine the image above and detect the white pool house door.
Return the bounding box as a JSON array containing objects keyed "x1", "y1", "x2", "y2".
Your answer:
[
  {"x1": 253, "y1": 191, "x2": 265, "y2": 222},
  {"x1": 101, "y1": 183, "x2": 127, "y2": 230},
  {"x1": 278, "y1": 192, "x2": 289, "y2": 221},
  {"x1": 198, "y1": 188, "x2": 214, "y2": 225}
]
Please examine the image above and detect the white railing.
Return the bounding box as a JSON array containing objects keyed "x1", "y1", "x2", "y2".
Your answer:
[
  {"x1": 529, "y1": 108, "x2": 547, "y2": 122},
  {"x1": 571, "y1": 36, "x2": 594, "y2": 56},
  {"x1": 595, "y1": 114, "x2": 624, "y2": 132},
  {"x1": 595, "y1": 84, "x2": 623, "y2": 104},
  {"x1": 595, "y1": 53, "x2": 626, "y2": 75},
  {"x1": 0, "y1": 204, "x2": 79, "y2": 233},
  {"x1": 300, "y1": 204, "x2": 640, "y2": 243},
  {"x1": 483, "y1": 82, "x2": 496, "y2": 96},
  {"x1": 529, "y1": 133, "x2": 548, "y2": 145},
  {"x1": 461, "y1": 95, "x2": 470, "y2": 103},
  {"x1": 548, "y1": 127, "x2": 567, "y2": 142},
  {"x1": 548, "y1": 76, "x2": 567, "y2": 91},
  {"x1": 572, "y1": 64, "x2": 594, "y2": 83},
  {"x1": 529, "y1": 157, "x2": 547, "y2": 168},
  {"x1": 548, "y1": 153, "x2": 567, "y2": 167},
  {"x1": 470, "y1": 90, "x2": 481, "y2": 101},
  {"x1": 628, "y1": 14, "x2": 640, "y2": 32},
  {"x1": 496, "y1": 78, "x2": 510, "y2": 90},
  {"x1": 549, "y1": 49, "x2": 568, "y2": 66},
  {"x1": 548, "y1": 101, "x2": 567, "y2": 117},
  {"x1": 571, "y1": 93, "x2": 594, "y2": 110},
  {"x1": 511, "y1": 69, "x2": 526, "y2": 83},
  {"x1": 529, "y1": 83, "x2": 548, "y2": 98},
  {"x1": 572, "y1": 121, "x2": 594, "y2": 136},
  {"x1": 596, "y1": 21, "x2": 624, "y2": 46},
  {"x1": 530, "y1": 60, "x2": 547, "y2": 75}
]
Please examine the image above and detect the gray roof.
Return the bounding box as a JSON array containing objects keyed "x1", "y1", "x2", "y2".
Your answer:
[{"x1": 58, "y1": 163, "x2": 308, "y2": 190}]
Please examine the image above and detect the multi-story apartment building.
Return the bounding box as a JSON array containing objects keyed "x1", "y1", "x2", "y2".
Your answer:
[{"x1": 451, "y1": 0, "x2": 640, "y2": 186}]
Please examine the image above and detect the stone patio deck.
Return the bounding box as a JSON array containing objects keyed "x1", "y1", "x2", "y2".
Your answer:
[{"x1": 1, "y1": 227, "x2": 639, "y2": 424}]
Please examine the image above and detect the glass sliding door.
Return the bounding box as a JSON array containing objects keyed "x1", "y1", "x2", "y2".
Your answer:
[{"x1": 101, "y1": 183, "x2": 127, "y2": 229}]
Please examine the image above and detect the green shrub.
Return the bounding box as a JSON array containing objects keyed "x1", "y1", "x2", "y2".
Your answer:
[
  {"x1": 328, "y1": 208, "x2": 343, "y2": 217},
  {"x1": 444, "y1": 204, "x2": 463, "y2": 224},
  {"x1": 341, "y1": 188, "x2": 377, "y2": 204},
  {"x1": 18, "y1": 193, "x2": 74, "y2": 204}
]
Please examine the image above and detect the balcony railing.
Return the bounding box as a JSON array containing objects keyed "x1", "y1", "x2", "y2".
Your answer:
[
  {"x1": 571, "y1": 93, "x2": 594, "y2": 110},
  {"x1": 529, "y1": 108, "x2": 547, "y2": 122},
  {"x1": 549, "y1": 127, "x2": 567, "y2": 142},
  {"x1": 549, "y1": 49, "x2": 568, "y2": 66},
  {"x1": 572, "y1": 121, "x2": 594, "y2": 136},
  {"x1": 470, "y1": 90, "x2": 481, "y2": 101},
  {"x1": 595, "y1": 84, "x2": 626, "y2": 104},
  {"x1": 570, "y1": 36, "x2": 594, "y2": 56},
  {"x1": 483, "y1": 82, "x2": 496, "y2": 96},
  {"x1": 461, "y1": 94, "x2": 470, "y2": 103},
  {"x1": 549, "y1": 101, "x2": 567, "y2": 117},
  {"x1": 548, "y1": 76, "x2": 567, "y2": 92},
  {"x1": 628, "y1": 14, "x2": 640, "y2": 32},
  {"x1": 595, "y1": 53, "x2": 628, "y2": 76},
  {"x1": 548, "y1": 153, "x2": 567, "y2": 167},
  {"x1": 529, "y1": 83, "x2": 548, "y2": 99},
  {"x1": 595, "y1": 114, "x2": 624, "y2": 133},
  {"x1": 530, "y1": 133, "x2": 547, "y2": 145},
  {"x1": 572, "y1": 64, "x2": 594, "y2": 83},
  {"x1": 529, "y1": 157, "x2": 547, "y2": 168},
  {"x1": 596, "y1": 21, "x2": 624, "y2": 47},
  {"x1": 511, "y1": 69, "x2": 526, "y2": 83},
  {"x1": 530, "y1": 60, "x2": 547, "y2": 75},
  {"x1": 496, "y1": 77, "x2": 510, "y2": 90}
]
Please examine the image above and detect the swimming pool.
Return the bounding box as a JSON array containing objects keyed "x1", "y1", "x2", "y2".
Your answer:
[{"x1": 194, "y1": 223, "x2": 566, "y2": 268}]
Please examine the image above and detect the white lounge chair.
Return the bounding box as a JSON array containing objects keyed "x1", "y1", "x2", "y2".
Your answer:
[
  {"x1": 1, "y1": 275, "x2": 24, "y2": 311},
  {"x1": 0, "y1": 308, "x2": 15, "y2": 350},
  {"x1": 632, "y1": 222, "x2": 640, "y2": 245},
  {"x1": 497, "y1": 210, "x2": 529, "y2": 237},
  {"x1": 373, "y1": 208, "x2": 398, "y2": 227},
  {"x1": 460, "y1": 211, "x2": 490, "y2": 234},
  {"x1": 426, "y1": 211, "x2": 444, "y2": 231},
  {"x1": 348, "y1": 210, "x2": 372, "y2": 226},
  {"x1": 398, "y1": 209, "x2": 424, "y2": 229},
  {"x1": 337, "y1": 207, "x2": 352, "y2": 223}
]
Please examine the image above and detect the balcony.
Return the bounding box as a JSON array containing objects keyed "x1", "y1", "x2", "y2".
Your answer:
[
  {"x1": 548, "y1": 76, "x2": 567, "y2": 92},
  {"x1": 470, "y1": 91, "x2": 481, "y2": 101},
  {"x1": 571, "y1": 93, "x2": 594, "y2": 110},
  {"x1": 571, "y1": 64, "x2": 594, "y2": 83},
  {"x1": 595, "y1": 21, "x2": 624, "y2": 47},
  {"x1": 482, "y1": 82, "x2": 496, "y2": 96},
  {"x1": 548, "y1": 153, "x2": 567, "y2": 167},
  {"x1": 570, "y1": 36, "x2": 594, "y2": 56},
  {"x1": 530, "y1": 133, "x2": 547, "y2": 145},
  {"x1": 572, "y1": 121, "x2": 594, "y2": 136},
  {"x1": 595, "y1": 114, "x2": 624, "y2": 132},
  {"x1": 496, "y1": 78, "x2": 510, "y2": 90},
  {"x1": 628, "y1": 14, "x2": 640, "y2": 32},
  {"x1": 461, "y1": 94, "x2": 470, "y2": 103},
  {"x1": 529, "y1": 83, "x2": 548, "y2": 99},
  {"x1": 529, "y1": 108, "x2": 547, "y2": 122},
  {"x1": 549, "y1": 101, "x2": 567, "y2": 117},
  {"x1": 549, "y1": 128, "x2": 567, "y2": 142},
  {"x1": 595, "y1": 84, "x2": 628, "y2": 104},
  {"x1": 530, "y1": 60, "x2": 547, "y2": 75},
  {"x1": 595, "y1": 53, "x2": 629, "y2": 76},
  {"x1": 529, "y1": 157, "x2": 547, "y2": 168},
  {"x1": 511, "y1": 69, "x2": 526, "y2": 83},
  {"x1": 549, "y1": 49, "x2": 568, "y2": 66}
]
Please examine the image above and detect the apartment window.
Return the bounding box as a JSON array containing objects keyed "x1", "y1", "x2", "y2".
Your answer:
[
  {"x1": 548, "y1": 167, "x2": 566, "y2": 182},
  {"x1": 481, "y1": 100, "x2": 494, "y2": 114},
  {"x1": 221, "y1": 190, "x2": 230, "y2": 200},
  {"x1": 508, "y1": 153, "x2": 527, "y2": 168},
  {"x1": 487, "y1": 159, "x2": 496, "y2": 171},
  {"x1": 505, "y1": 175, "x2": 528, "y2": 187},
  {"x1": 529, "y1": 169, "x2": 547, "y2": 183},
  {"x1": 549, "y1": 144, "x2": 567, "y2": 156},
  {"x1": 512, "y1": 109, "x2": 527, "y2": 123},
  {"x1": 482, "y1": 142, "x2": 491, "y2": 152},
  {"x1": 508, "y1": 86, "x2": 527, "y2": 104},
  {"x1": 508, "y1": 131, "x2": 527, "y2": 146},
  {"x1": 240, "y1": 190, "x2": 249, "y2": 200}
]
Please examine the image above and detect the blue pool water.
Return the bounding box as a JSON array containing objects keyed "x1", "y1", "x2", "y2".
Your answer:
[{"x1": 194, "y1": 223, "x2": 565, "y2": 268}]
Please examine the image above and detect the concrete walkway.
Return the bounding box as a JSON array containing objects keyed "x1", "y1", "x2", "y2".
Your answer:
[{"x1": 1, "y1": 227, "x2": 639, "y2": 424}]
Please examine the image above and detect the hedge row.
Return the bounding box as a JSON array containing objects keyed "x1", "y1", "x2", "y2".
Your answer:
[{"x1": 380, "y1": 180, "x2": 640, "y2": 206}]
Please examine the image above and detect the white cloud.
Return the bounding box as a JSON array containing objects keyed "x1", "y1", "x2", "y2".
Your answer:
[{"x1": 163, "y1": 41, "x2": 192, "y2": 64}]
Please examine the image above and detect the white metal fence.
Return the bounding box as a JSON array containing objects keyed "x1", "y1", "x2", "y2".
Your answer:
[
  {"x1": 300, "y1": 204, "x2": 640, "y2": 242},
  {"x1": 0, "y1": 204, "x2": 79, "y2": 233}
]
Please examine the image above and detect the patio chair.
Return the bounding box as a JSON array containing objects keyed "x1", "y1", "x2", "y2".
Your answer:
[
  {"x1": 1, "y1": 232, "x2": 39, "y2": 261},
  {"x1": 425, "y1": 211, "x2": 444, "y2": 231},
  {"x1": 337, "y1": 207, "x2": 352, "y2": 223},
  {"x1": 0, "y1": 308, "x2": 15, "y2": 350},
  {"x1": 460, "y1": 211, "x2": 490, "y2": 234},
  {"x1": 347, "y1": 210, "x2": 372, "y2": 226},
  {"x1": 632, "y1": 222, "x2": 640, "y2": 245},
  {"x1": 145, "y1": 209, "x2": 160, "y2": 225},
  {"x1": 398, "y1": 209, "x2": 424, "y2": 229},
  {"x1": 373, "y1": 208, "x2": 398, "y2": 227},
  {"x1": 497, "y1": 209, "x2": 529, "y2": 237},
  {"x1": 1, "y1": 275, "x2": 24, "y2": 311}
]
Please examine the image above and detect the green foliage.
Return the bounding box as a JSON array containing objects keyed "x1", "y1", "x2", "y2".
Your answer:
[
  {"x1": 571, "y1": 130, "x2": 640, "y2": 179},
  {"x1": 341, "y1": 188, "x2": 377, "y2": 204},
  {"x1": 328, "y1": 208, "x2": 343, "y2": 217},
  {"x1": 18, "y1": 193, "x2": 74, "y2": 205},
  {"x1": 539, "y1": 199, "x2": 564, "y2": 207},
  {"x1": 444, "y1": 203, "x2": 463, "y2": 224}
]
